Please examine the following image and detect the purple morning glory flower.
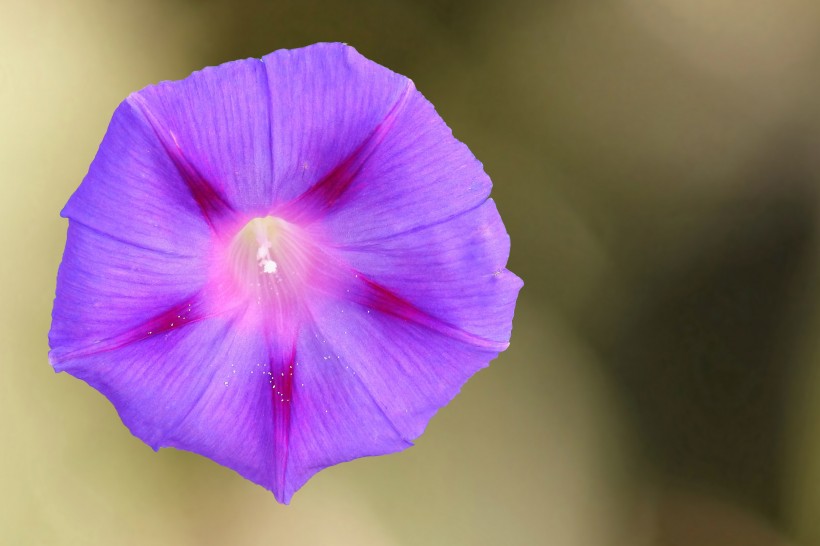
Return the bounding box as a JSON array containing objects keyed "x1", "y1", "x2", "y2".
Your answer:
[{"x1": 49, "y1": 43, "x2": 522, "y2": 504}]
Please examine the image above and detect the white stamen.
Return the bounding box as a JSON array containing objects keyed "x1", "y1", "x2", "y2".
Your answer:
[
  {"x1": 261, "y1": 258, "x2": 278, "y2": 274},
  {"x1": 256, "y1": 241, "x2": 272, "y2": 261}
]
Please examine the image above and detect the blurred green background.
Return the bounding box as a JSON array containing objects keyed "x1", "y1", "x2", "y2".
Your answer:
[{"x1": 4, "y1": 0, "x2": 820, "y2": 544}]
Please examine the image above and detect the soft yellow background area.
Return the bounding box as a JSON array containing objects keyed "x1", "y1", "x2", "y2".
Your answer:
[{"x1": 3, "y1": 0, "x2": 820, "y2": 544}]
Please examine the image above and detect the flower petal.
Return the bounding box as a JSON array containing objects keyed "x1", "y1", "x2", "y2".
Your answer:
[
  {"x1": 261, "y1": 43, "x2": 410, "y2": 205},
  {"x1": 277, "y1": 324, "x2": 415, "y2": 502},
  {"x1": 48, "y1": 223, "x2": 207, "y2": 366},
  {"x1": 277, "y1": 48, "x2": 493, "y2": 241},
  {"x1": 55, "y1": 314, "x2": 287, "y2": 497},
  {"x1": 130, "y1": 57, "x2": 274, "y2": 216},
  {"x1": 61, "y1": 100, "x2": 214, "y2": 250},
  {"x1": 336, "y1": 199, "x2": 522, "y2": 348},
  {"x1": 290, "y1": 291, "x2": 505, "y2": 471}
]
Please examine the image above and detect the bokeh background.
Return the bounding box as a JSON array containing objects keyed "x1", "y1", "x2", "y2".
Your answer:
[{"x1": 4, "y1": 0, "x2": 820, "y2": 544}]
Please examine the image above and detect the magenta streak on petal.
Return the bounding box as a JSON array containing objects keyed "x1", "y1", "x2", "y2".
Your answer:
[
  {"x1": 283, "y1": 83, "x2": 414, "y2": 223},
  {"x1": 349, "y1": 274, "x2": 510, "y2": 352},
  {"x1": 52, "y1": 296, "x2": 210, "y2": 366},
  {"x1": 127, "y1": 95, "x2": 236, "y2": 230},
  {"x1": 266, "y1": 336, "x2": 297, "y2": 500}
]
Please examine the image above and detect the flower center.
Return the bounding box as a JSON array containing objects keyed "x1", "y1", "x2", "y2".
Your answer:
[{"x1": 227, "y1": 216, "x2": 316, "y2": 309}]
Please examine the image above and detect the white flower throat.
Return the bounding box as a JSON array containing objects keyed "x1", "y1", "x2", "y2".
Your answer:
[{"x1": 227, "y1": 215, "x2": 319, "y2": 306}]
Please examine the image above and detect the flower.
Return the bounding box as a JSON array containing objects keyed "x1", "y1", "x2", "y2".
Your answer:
[{"x1": 48, "y1": 43, "x2": 522, "y2": 504}]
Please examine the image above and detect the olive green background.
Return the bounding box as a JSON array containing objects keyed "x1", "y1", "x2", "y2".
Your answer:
[{"x1": 4, "y1": 0, "x2": 820, "y2": 544}]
